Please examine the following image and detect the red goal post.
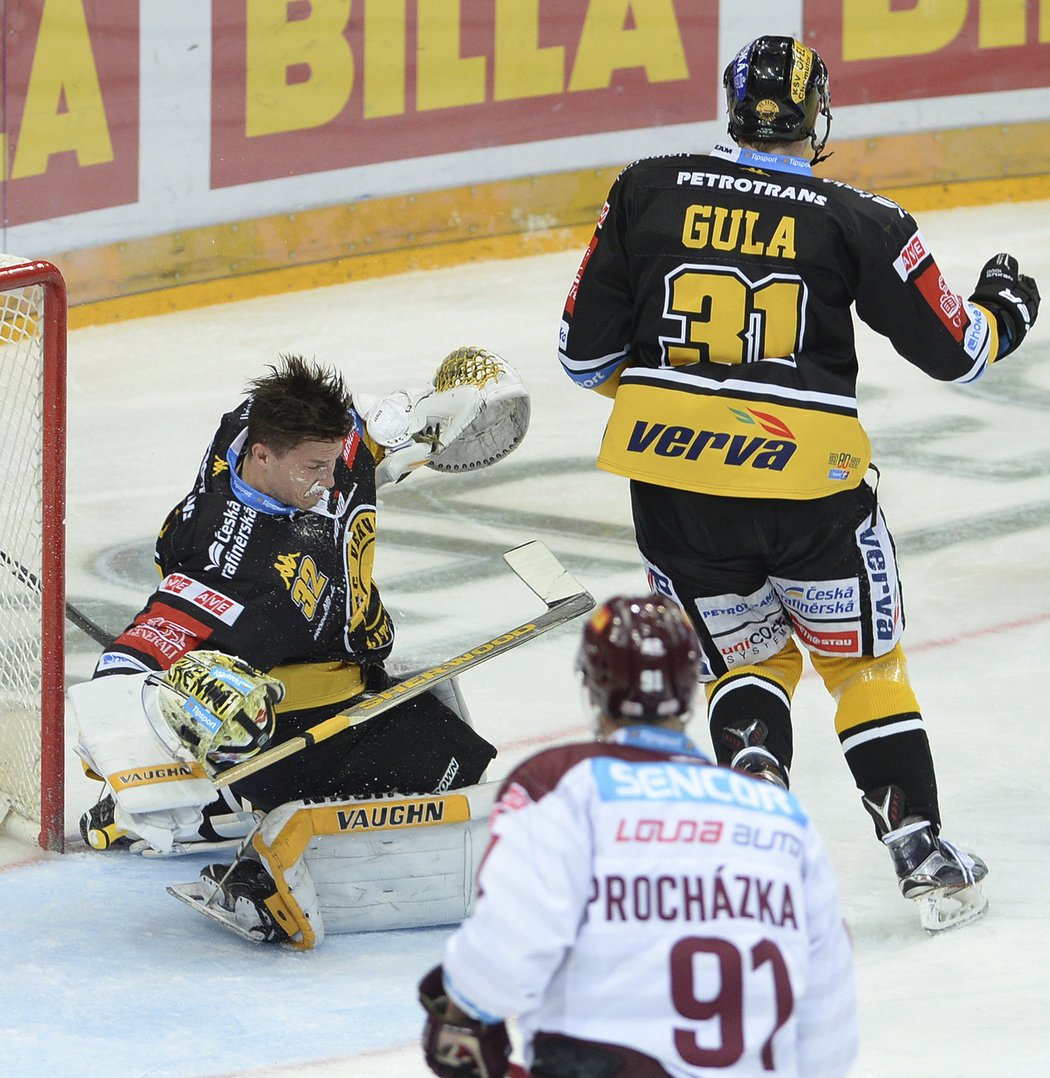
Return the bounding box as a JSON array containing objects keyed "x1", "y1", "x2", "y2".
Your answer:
[{"x1": 0, "y1": 255, "x2": 67, "y2": 852}]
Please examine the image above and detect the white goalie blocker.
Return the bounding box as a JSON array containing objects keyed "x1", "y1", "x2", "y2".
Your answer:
[{"x1": 170, "y1": 782, "x2": 499, "y2": 950}]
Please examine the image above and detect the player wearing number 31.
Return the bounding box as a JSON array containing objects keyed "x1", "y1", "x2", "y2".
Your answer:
[
  {"x1": 419, "y1": 595, "x2": 857, "y2": 1078},
  {"x1": 558, "y1": 36, "x2": 1040, "y2": 932}
]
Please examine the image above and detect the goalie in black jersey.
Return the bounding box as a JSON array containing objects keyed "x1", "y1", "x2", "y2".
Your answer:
[
  {"x1": 76, "y1": 350, "x2": 528, "y2": 935},
  {"x1": 559, "y1": 35, "x2": 1040, "y2": 932}
]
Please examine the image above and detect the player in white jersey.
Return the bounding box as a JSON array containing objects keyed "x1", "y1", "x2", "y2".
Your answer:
[{"x1": 419, "y1": 594, "x2": 857, "y2": 1078}]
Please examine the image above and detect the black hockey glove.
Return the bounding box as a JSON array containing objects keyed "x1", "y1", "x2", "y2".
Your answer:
[
  {"x1": 419, "y1": 965, "x2": 511, "y2": 1078},
  {"x1": 969, "y1": 253, "x2": 1040, "y2": 359}
]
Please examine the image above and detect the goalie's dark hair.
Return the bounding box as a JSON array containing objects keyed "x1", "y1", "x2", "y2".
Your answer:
[{"x1": 245, "y1": 354, "x2": 354, "y2": 457}]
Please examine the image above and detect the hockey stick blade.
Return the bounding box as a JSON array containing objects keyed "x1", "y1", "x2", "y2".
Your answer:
[
  {"x1": 214, "y1": 546, "x2": 593, "y2": 789},
  {"x1": 503, "y1": 540, "x2": 582, "y2": 606}
]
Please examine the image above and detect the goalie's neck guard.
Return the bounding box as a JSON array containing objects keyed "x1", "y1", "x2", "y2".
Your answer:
[{"x1": 225, "y1": 431, "x2": 298, "y2": 517}]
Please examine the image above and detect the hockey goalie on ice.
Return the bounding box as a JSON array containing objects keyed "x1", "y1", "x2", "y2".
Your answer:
[{"x1": 69, "y1": 347, "x2": 579, "y2": 948}]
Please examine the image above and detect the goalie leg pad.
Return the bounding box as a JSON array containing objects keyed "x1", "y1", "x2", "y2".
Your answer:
[
  {"x1": 179, "y1": 783, "x2": 499, "y2": 947},
  {"x1": 71, "y1": 674, "x2": 219, "y2": 854}
]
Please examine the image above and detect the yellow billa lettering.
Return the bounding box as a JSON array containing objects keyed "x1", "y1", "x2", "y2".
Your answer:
[
  {"x1": 494, "y1": 0, "x2": 564, "y2": 101},
  {"x1": 364, "y1": 5, "x2": 406, "y2": 118},
  {"x1": 245, "y1": 0, "x2": 353, "y2": 138},
  {"x1": 417, "y1": 0, "x2": 487, "y2": 112},
  {"x1": 11, "y1": 0, "x2": 114, "y2": 180},
  {"x1": 843, "y1": 0, "x2": 966, "y2": 61},
  {"x1": 569, "y1": 0, "x2": 688, "y2": 92},
  {"x1": 978, "y1": 0, "x2": 1031, "y2": 48}
]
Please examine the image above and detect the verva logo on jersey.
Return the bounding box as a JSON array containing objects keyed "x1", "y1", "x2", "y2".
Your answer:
[
  {"x1": 160, "y1": 574, "x2": 244, "y2": 625},
  {"x1": 893, "y1": 231, "x2": 928, "y2": 280},
  {"x1": 626, "y1": 421, "x2": 797, "y2": 471},
  {"x1": 856, "y1": 518, "x2": 902, "y2": 645}
]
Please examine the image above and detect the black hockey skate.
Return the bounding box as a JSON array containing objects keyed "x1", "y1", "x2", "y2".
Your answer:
[
  {"x1": 79, "y1": 793, "x2": 133, "y2": 851},
  {"x1": 884, "y1": 819, "x2": 988, "y2": 933},
  {"x1": 169, "y1": 859, "x2": 289, "y2": 944},
  {"x1": 722, "y1": 719, "x2": 789, "y2": 789}
]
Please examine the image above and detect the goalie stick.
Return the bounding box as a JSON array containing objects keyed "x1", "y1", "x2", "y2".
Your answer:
[
  {"x1": 213, "y1": 541, "x2": 593, "y2": 790},
  {"x1": 0, "y1": 547, "x2": 115, "y2": 648}
]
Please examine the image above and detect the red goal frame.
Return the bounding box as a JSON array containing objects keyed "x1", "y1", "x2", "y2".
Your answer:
[{"x1": 0, "y1": 260, "x2": 67, "y2": 852}]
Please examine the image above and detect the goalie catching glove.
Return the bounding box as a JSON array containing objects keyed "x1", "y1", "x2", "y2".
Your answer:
[
  {"x1": 366, "y1": 347, "x2": 530, "y2": 487},
  {"x1": 419, "y1": 965, "x2": 511, "y2": 1078},
  {"x1": 145, "y1": 651, "x2": 284, "y2": 778}
]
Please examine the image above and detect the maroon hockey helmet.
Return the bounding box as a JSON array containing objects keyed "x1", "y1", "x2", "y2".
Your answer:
[{"x1": 577, "y1": 594, "x2": 701, "y2": 724}]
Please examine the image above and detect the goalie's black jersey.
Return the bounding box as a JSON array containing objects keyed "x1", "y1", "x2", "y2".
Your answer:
[
  {"x1": 559, "y1": 143, "x2": 1001, "y2": 499},
  {"x1": 96, "y1": 398, "x2": 393, "y2": 684}
]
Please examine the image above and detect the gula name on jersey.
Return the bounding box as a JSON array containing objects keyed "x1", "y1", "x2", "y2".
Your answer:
[{"x1": 681, "y1": 205, "x2": 798, "y2": 258}]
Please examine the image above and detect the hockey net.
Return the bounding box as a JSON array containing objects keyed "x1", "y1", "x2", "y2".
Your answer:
[{"x1": 0, "y1": 255, "x2": 67, "y2": 852}]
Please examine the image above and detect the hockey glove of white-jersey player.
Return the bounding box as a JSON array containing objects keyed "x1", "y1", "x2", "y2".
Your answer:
[
  {"x1": 419, "y1": 965, "x2": 511, "y2": 1078},
  {"x1": 148, "y1": 650, "x2": 284, "y2": 778},
  {"x1": 969, "y1": 253, "x2": 1040, "y2": 359}
]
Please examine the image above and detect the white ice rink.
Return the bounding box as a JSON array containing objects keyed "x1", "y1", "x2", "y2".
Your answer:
[{"x1": 2, "y1": 194, "x2": 1050, "y2": 1077}]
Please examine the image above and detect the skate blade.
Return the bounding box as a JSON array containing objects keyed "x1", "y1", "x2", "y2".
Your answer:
[
  {"x1": 166, "y1": 881, "x2": 267, "y2": 944},
  {"x1": 917, "y1": 883, "x2": 988, "y2": 934}
]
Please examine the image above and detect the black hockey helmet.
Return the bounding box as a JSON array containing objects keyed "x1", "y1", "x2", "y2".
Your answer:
[
  {"x1": 723, "y1": 36, "x2": 832, "y2": 159},
  {"x1": 577, "y1": 594, "x2": 701, "y2": 724}
]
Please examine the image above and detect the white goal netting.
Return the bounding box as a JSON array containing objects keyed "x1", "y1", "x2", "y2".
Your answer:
[{"x1": 0, "y1": 253, "x2": 65, "y2": 849}]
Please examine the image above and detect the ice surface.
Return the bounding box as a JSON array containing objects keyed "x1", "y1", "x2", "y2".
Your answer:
[{"x1": 2, "y1": 196, "x2": 1049, "y2": 1076}]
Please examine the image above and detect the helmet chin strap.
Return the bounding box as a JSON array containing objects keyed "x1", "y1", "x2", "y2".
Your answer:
[{"x1": 809, "y1": 103, "x2": 834, "y2": 165}]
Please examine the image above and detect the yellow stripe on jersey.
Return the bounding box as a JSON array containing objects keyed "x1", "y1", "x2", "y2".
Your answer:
[
  {"x1": 269, "y1": 661, "x2": 366, "y2": 714},
  {"x1": 971, "y1": 302, "x2": 1002, "y2": 364},
  {"x1": 597, "y1": 376, "x2": 872, "y2": 499}
]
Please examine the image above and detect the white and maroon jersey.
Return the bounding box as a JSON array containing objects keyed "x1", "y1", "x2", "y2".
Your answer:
[{"x1": 443, "y1": 726, "x2": 857, "y2": 1077}]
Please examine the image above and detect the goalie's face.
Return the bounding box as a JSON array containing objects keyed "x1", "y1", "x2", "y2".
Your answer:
[{"x1": 245, "y1": 436, "x2": 345, "y2": 510}]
